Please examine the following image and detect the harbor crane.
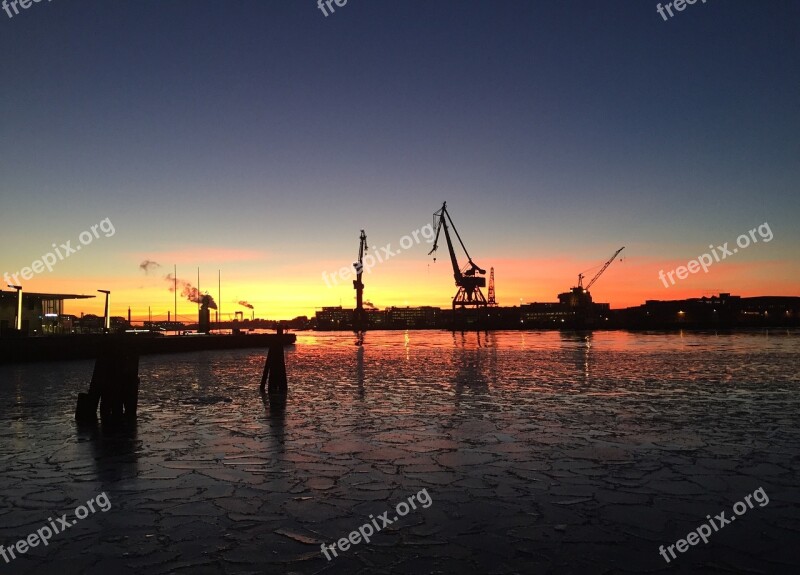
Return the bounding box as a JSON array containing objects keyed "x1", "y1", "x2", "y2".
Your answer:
[
  {"x1": 428, "y1": 202, "x2": 488, "y2": 310},
  {"x1": 353, "y1": 230, "x2": 368, "y2": 332},
  {"x1": 560, "y1": 246, "x2": 625, "y2": 308},
  {"x1": 578, "y1": 246, "x2": 625, "y2": 291}
]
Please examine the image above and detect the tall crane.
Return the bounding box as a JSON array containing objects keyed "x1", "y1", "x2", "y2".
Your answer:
[
  {"x1": 353, "y1": 230, "x2": 368, "y2": 332},
  {"x1": 428, "y1": 202, "x2": 488, "y2": 310}
]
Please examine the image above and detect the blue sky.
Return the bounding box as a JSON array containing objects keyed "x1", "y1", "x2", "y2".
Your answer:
[{"x1": 1, "y1": 1, "x2": 798, "y2": 318}]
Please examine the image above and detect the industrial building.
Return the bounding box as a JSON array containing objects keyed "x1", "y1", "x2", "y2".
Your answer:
[
  {"x1": 315, "y1": 306, "x2": 355, "y2": 330},
  {"x1": 386, "y1": 306, "x2": 442, "y2": 328},
  {"x1": 615, "y1": 294, "x2": 800, "y2": 329}
]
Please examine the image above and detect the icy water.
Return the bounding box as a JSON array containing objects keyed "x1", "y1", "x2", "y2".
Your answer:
[{"x1": 1, "y1": 330, "x2": 799, "y2": 574}]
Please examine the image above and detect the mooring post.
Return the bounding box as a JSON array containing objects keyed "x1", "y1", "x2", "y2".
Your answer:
[
  {"x1": 76, "y1": 338, "x2": 139, "y2": 424},
  {"x1": 260, "y1": 326, "x2": 288, "y2": 395},
  {"x1": 259, "y1": 347, "x2": 272, "y2": 394}
]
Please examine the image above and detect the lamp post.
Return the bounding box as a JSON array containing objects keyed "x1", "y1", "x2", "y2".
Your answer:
[
  {"x1": 98, "y1": 290, "x2": 111, "y2": 333},
  {"x1": 7, "y1": 284, "x2": 22, "y2": 331}
]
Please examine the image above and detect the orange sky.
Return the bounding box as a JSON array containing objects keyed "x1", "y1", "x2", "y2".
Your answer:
[{"x1": 13, "y1": 251, "x2": 798, "y2": 322}]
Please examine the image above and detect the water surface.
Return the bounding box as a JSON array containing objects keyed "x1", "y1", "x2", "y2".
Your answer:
[{"x1": 1, "y1": 330, "x2": 798, "y2": 574}]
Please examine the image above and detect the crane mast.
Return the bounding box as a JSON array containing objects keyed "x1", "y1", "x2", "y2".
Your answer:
[
  {"x1": 353, "y1": 230, "x2": 367, "y2": 332},
  {"x1": 428, "y1": 202, "x2": 488, "y2": 310},
  {"x1": 487, "y1": 267, "x2": 497, "y2": 306}
]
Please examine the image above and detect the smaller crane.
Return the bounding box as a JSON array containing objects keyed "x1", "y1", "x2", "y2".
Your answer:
[
  {"x1": 560, "y1": 246, "x2": 625, "y2": 309},
  {"x1": 353, "y1": 230, "x2": 368, "y2": 332},
  {"x1": 487, "y1": 267, "x2": 497, "y2": 307},
  {"x1": 578, "y1": 246, "x2": 625, "y2": 291}
]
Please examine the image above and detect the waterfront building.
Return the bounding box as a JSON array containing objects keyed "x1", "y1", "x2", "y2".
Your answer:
[
  {"x1": 0, "y1": 291, "x2": 95, "y2": 336},
  {"x1": 386, "y1": 306, "x2": 442, "y2": 328}
]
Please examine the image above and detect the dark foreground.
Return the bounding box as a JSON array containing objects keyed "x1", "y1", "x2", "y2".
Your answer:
[{"x1": 0, "y1": 331, "x2": 798, "y2": 574}]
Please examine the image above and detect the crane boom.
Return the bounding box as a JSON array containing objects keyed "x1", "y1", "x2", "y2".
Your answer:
[
  {"x1": 583, "y1": 246, "x2": 625, "y2": 290},
  {"x1": 429, "y1": 204, "x2": 462, "y2": 282},
  {"x1": 429, "y1": 202, "x2": 485, "y2": 278}
]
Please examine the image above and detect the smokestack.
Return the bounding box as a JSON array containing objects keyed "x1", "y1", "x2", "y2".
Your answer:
[{"x1": 199, "y1": 295, "x2": 212, "y2": 334}]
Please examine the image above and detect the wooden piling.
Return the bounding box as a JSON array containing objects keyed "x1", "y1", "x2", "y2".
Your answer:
[
  {"x1": 75, "y1": 338, "x2": 139, "y2": 423},
  {"x1": 260, "y1": 327, "x2": 288, "y2": 395}
]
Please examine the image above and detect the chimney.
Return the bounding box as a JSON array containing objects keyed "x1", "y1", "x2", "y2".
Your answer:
[{"x1": 199, "y1": 295, "x2": 212, "y2": 334}]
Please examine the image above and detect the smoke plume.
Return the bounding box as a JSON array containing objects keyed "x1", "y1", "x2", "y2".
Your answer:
[
  {"x1": 165, "y1": 274, "x2": 217, "y2": 309},
  {"x1": 139, "y1": 260, "x2": 161, "y2": 274}
]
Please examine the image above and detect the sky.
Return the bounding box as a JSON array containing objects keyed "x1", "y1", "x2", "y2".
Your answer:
[{"x1": 1, "y1": 0, "x2": 798, "y2": 322}]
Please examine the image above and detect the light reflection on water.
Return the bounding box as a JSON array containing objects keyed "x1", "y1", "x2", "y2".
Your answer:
[
  {"x1": 1, "y1": 330, "x2": 798, "y2": 422},
  {"x1": 0, "y1": 328, "x2": 797, "y2": 467}
]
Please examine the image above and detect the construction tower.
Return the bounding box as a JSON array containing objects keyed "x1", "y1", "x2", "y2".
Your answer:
[{"x1": 487, "y1": 267, "x2": 497, "y2": 306}]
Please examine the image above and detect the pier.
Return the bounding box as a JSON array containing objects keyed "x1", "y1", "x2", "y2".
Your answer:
[{"x1": 0, "y1": 332, "x2": 296, "y2": 364}]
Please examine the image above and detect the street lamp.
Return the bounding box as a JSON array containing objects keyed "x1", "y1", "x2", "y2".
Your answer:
[
  {"x1": 97, "y1": 290, "x2": 111, "y2": 333},
  {"x1": 7, "y1": 284, "x2": 22, "y2": 331}
]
